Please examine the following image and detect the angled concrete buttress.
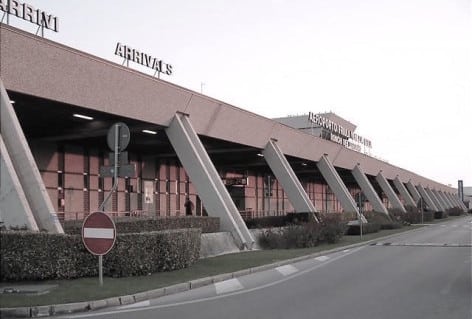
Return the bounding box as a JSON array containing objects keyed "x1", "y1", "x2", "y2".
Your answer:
[
  {"x1": 431, "y1": 189, "x2": 449, "y2": 210},
  {"x1": 436, "y1": 190, "x2": 452, "y2": 209},
  {"x1": 376, "y1": 172, "x2": 406, "y2": 213},
  {"x1": 426, "y1": 188, "x2": 446, "y2": 212},
  {"x1": 351, "y1": 164, "x2": 388, "y2": 215},
  {"x1": 416, "y1": 185, "x2": 439, "y2": 212},
  {"x1": 262, "y1": 140, "x2": 318, "y2": 221},
  {"x1": 0, "y1": 136, "x2": 39, "y2": 230},
  {"x1": 406, "y1": 181, "x2": 422, "y2": 203},
  {"x1": 451, "y1": 192, "x2": 467, "y2": 211},
  {"x1": 165, "y1": 113, "x2": 255, "y2": 249},
  {"x1": 446, "y1": 193, "x2": 459, "y2": 208},
  {"x1": 445, "y1": 193, "x2": 458, "y2": 209},
  {"x1": 317, "y1": 155, "x2": 366, "y2": 222},
  {"x1": 448, "y1": 192, "x2": 465, "y2": 211},
  {"x1": 393, "y1": 177, "x2": 416, "y2": 208},
  {"x1": 443, "y1": 192, "x2": 456, "y2": 209},
  {"x1": 0, "y1": 79, "x2": 63, "y2": 233}
]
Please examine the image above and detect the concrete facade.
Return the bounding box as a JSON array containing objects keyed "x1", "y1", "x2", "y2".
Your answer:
[{"x1": 0, "y1": 24, "x2": 462, "y2": 231}]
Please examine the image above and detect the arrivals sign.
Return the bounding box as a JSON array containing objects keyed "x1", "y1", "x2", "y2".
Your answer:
[
  {"x1": 308, "y1": 112, "x2": 372, "y2": 152},
  {"x1": 0, "y1": 0, "x2": 58, "y2": 32},
  {"x1": 115, "y1": 42, "x2": 173, "y2": 76}
]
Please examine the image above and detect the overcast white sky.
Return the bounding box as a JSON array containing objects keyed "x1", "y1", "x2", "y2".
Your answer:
[{"x1": 6, "y1": 0, "x2": 472, "y2": 188}]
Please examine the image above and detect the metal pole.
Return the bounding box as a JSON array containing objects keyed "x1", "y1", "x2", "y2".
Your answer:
[
  {"x1": 99, "y1": 255, "x2": 103, "y2": 286},
  {"x1": 97, "y1": 125, "x2": 120, "y2": 286},
  {"x1": 359, "y1": 194, "x2": 363, "y2": 240},
  {"x1": 421, "y1": 198, "x2": 424, "y2": 224}
]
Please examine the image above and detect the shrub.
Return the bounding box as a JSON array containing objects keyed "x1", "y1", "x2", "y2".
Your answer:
[
  {"x1": 318, "y1": 213, "x2": 347, "y2": 244},
  {"x1": 0, "y1": 229, "x2": 200, "y2": 281},
  {"x1": 434, "y1": 211, "x2": 447, "y2": 219},
  {"x1": 63, "y1": 216, "x2": 219, "y2": 234},
  {"x1": 345, "y1": 222, "x2": 381, "y2": 235},
  {"x1": 257, "y1": 213, "x2": 346, "y2": 249},
  {"x1": 446, "y1": 207, "x2": 463, "y2": 216},
  {"x1": 402, "y1": 205, "x2": 434, "y2": 224},
  {"x1": 364, "y1": 211, "x2": 402, "y2": 229}
]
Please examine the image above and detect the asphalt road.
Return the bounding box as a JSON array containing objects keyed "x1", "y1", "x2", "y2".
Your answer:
[{"x1": 65, "y1": 216, "x2": 472, "y2": 319}]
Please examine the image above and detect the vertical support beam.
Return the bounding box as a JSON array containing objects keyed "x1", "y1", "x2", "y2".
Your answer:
[
  {"x1": 393, "y1": 177, "x2": 416, "y2": 207},
  {"x1": 0, "y1": 136, "x2": 39, "y2": 230},
  {"x1": 262, "y1": 140, "x2": 318, "y2": 219},
  {"x1": 165, "y1": 113, "x2": 254, "y2": 249},
  {"x1": 425, "y1": 187, "x2": 445, "y2": 212},
  {"x1": 416, "y1": 185, "x2": 439, "y2": 212},
  {"x1": 317, "y1": 155, "x2": 365, "y2": 221},
  {"x1": 406, "y1": 181, "x2": 421, "y2": 203},
  {"x1": 351, "y1": 165, "x2": 388, "y2": 215},
  {"x1": 0, "y1": 79, "x2": 63, "y2": 233},
  {"x1": 376, "y1": 172, "x2": 406, "y2": 213}
]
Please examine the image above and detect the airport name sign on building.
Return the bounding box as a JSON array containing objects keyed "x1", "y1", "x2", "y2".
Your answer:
[
  {"x1": 0, "y1": 0, "x2": 58, "y2": 32},
  {"x1": 115, "y1": 42, "x2": 173, "y2": 77},
  {"x1": 308, "y1": 112, "x2": 372, "y2": 152}
]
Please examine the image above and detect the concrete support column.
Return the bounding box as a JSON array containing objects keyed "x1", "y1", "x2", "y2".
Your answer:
[
  {"x1": 0, "y1": 79, "x2": 63, "y2": 233},
  {"x1": 425, "y1": 187, "x2": 445, "y2": 212},
  {"x1": 262, "y1": 140, "x2": 318, "y2": 220},
  {"x1": 165, "y1": 113, "x2": 254, "y2": 249},
  {"x1": 317, "y1": 155, "x2": 365, "y2": 221},
  {"x1": 376, "y1": 172, "x2": 406, "y2": 213},
  {"x1": 393, "y1": 177, "x2": 416, "y2": 208},
  {"x1": 445, "y1": 193, "x2": 458, "y2": 208},
  {"x1": 0, "y1": 136, "x2": 39, "y2": 230},
  {"x1": 351, "y1": 165, "x2": 388, "y2": 215},
  {"x1": 438, "y1": 191, "x2": 453, "y2": 209},
  {"x1": 432, "y1": 189, "x2": 450, "y2": 210},
  {"x1": 451, "y1": 193, "x2": 468, "y2": 212},
  {"x1": 406, "y1": 181, "x2": 422, "y2": 203},
  {"x1": 416, "y1": 185, "x2": 439, "y2": 212}
]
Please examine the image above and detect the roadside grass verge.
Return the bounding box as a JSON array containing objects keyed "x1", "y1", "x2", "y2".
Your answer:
[{"x1": 2, "y1": 218, "x2": 465, "y2": 308}]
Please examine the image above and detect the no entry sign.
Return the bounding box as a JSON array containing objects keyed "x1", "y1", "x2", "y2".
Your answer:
[{"x1": 82, "y1": 212, "x2": 116, "y2": 256}]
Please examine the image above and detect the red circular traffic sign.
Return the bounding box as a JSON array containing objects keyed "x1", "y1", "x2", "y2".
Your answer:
[{"x1": 82, "y1": 212, "x2": 116, "y2": 256}]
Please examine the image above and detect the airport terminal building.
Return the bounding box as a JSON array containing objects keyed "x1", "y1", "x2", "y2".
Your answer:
[{"x1": 0, "y1": 21, "x2": 467, "y2": 249}]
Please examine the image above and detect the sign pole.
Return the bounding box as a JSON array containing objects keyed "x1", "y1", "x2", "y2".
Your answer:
[{"x1": 98, "y1": 261, "x2": 102, "y2": 286}]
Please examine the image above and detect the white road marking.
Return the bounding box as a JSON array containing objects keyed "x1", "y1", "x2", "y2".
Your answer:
[
  {"x1": 118, "y1": 300, "x2": 150, "y2": 309},
  {"x1": 342, "y1": 249, "x2": 350, "y2": 252},
  {"x1": 315, "y1": 256, "x2": 330, "y2": 262},
  {"x1": 275, "y1": 265, "x2": 298, "y2": 276},
  {"x1": 214, "y1": 278, "x2": 243, "y2": 295},
  {"x1": 64, "y1": 246, "x2": 366, "y2": 318},
  {"x1": 83, "y1": 228, "x2": 114, "y2": 239}
]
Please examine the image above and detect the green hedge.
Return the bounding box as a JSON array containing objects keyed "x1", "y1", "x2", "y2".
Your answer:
[
  {"x1": 63, "y1": 216, "x2": 219, "y2": 235},
  {"x1": 0, "y1": 229, "x2": 200, "y2": 281},
  {"x1": 345, "y1": 222, "x2": 381, "y2": 235},
  {"x1": 364, "y1": 211, "x2": 402, "y2": 229},
  {"x1": 245, "y1": 216, "x2": 287, "y2": 229},
  {"x1": 245, "y1": 212, "x2": 318, "y2": 229},
  {"x1": 258, "y1": 213, "x2": 347, "y2": 249},
  {"x1": 446, "y1": 207, "x2": 463, "y2": 216}
]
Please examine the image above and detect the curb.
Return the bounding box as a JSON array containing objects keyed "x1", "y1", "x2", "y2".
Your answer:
[{"x1": 0, "y1": 224, "x2": 434, "y2": 318}]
